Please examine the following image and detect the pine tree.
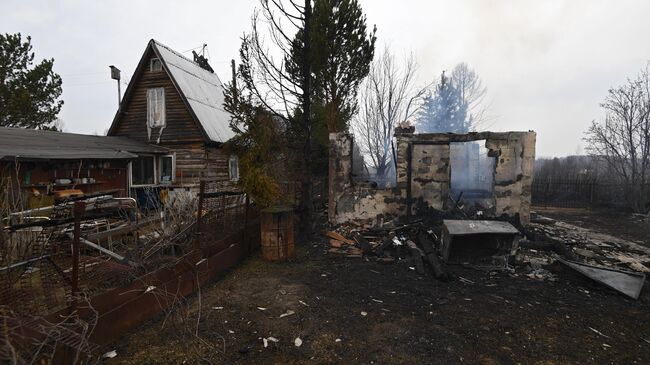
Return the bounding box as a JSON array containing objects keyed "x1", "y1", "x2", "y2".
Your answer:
[
  {"x1": 310, "y1": 0, "x2": 376, "y2": 136},
  {"x1": 417, "y1": 71, "x2": 467, "y2": 133},
  {"x1": 0, "y1": 33, "x2": 63, "y2": 129}
]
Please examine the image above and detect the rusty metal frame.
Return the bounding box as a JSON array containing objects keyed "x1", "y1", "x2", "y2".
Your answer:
[{"x1": 9, "y1": 218, "x2": 260, "y2": 363}]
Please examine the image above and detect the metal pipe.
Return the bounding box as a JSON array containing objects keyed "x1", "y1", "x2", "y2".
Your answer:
[
  {"x1": 0, "y1": 254, "x2": 51, "y2": 272},
  {"x1": 65, "y1": 233, "x2": 127, "y2": 263}
]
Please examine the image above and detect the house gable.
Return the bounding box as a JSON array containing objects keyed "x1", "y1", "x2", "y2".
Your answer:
[{"x1": 108, "y1": 45, "x2": 206, "y2": 144}]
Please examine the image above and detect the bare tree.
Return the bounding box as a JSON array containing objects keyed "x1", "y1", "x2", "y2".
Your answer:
[
  {"x1": 449, "y1": 62, "x2": 488, "y2": 131},
  {"x1": 585, "y1": 64, "x2": 650, "y2": 213},
  {"x1": 352, "y1": 47, "x2": 427, "y2": 179}
]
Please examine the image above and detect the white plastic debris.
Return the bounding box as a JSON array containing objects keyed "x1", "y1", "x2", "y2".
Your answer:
[
  {"x1": 589, "y1": 327, "x2": 610, "y2": 339},
  {"x1": 102, "y1": 350, "x2": 117, "y2": 359},
  {"x1": 145, "y1": 286, "x2": 156, "y2": 293},
  {"x1": 294, "y1": 337, "x2": 302, "y2": 347},
  {"x1": 263, "y1": 336, "x2": 279, "y2": 348},
  {"x1": 279, "y1": 310, "x2": 295, "y2": 318},
  {"x1": 257, "y1": 307, "x2": 267, "y2": 311},
  {"x1": 212, "y1": 306, "x2": 223, "y2": 310},
  {"x1": 229, "y1": 330, "x2": 234, "y2": 334},
  {"x1": 335, "y1": 338, "x2": 342, "y2": 343},
  {"x1": 360, "y1": 311, "x2": 367, "y2": 316}
]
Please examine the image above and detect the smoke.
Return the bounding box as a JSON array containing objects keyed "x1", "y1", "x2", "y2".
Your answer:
[{"x1": 450, "y1": 140, "x2": 495, "y2": 196}]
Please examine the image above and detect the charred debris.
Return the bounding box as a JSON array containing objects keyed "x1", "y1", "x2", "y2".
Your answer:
[
  {"x1": 324, "y1": 209, "x2": 648, "y2": 299},
  {"x1": 325, "y1": 129, "x2": 648, "y2": 299}
]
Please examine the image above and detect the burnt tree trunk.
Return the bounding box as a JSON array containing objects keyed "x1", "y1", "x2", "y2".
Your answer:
[{"x1": 416, "y1": 231, "x2": 449, "y2": 280}]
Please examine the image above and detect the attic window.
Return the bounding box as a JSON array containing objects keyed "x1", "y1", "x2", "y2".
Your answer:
[
  {"x1": 150, "y1": 58, "x2": 162, "y2": 72},
  {"x1": 229, "y1": 155, "x2": 239, "y2": 181}
]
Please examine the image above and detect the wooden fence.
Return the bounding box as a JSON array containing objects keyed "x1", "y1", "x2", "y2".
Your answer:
[{"x1": 531, "y1": 178, "x2": 650, "y2": 209}]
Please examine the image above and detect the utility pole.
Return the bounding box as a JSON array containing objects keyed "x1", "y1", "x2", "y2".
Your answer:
[
  {"x1": 109, "y1": 65, "x2": 121, "y2": 108},
  {"x1": 231, "y1": 59, "x2": 238, "y2": 106}
]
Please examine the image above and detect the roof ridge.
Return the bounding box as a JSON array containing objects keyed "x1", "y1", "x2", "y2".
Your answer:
[{"x1": 150, "y1": 39, "x2": 203, "y2": 69}]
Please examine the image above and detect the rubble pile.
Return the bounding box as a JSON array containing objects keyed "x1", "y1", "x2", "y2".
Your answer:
[
  {"x1": 524, "y1": 217, "x2": 650, "y2": 273},
  {"x1": 325, "y1": 212, "x2": 649, "y2": 299},
  {"x1": 325, "y1": 219, "x2": 450, "y2": 280}
]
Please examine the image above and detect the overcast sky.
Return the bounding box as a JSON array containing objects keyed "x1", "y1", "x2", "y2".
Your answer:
[{"x1": 3, "y1": 0, "x2": 650, "y2": 157}]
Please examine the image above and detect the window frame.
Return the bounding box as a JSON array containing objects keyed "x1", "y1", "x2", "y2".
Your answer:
[
  {"x1": 129, "y1": 155, "x2": 157, "y2": 187},
  {"x1": 150, "y1": 58, "x2": 163, "y2": 72},
  {"x1": 158, "y1": 154, "x2": 176, "y2": 184},
  {"x1": 147, "y1": 87, "x2": 166, "y2": 129}
]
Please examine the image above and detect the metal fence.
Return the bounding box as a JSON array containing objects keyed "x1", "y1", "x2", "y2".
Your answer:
[
  {"x1": 0, "y1": 181, "x2": 258, "y2": 363},
  {"x1": 531, "y1": 178, "x2": 650, "y2": 208},
  {"x1": 195, "y1": 180, "x2": 253, "y2": 251}
]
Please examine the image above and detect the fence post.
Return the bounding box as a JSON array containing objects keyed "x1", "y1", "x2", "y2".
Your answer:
[
  {"x1": 71, "y1": 201, "x2": 85, "y2": 312},
  {"x1": 194, "y1": 181, "x2": 205, "y2": 251},
  {"x1": 244, "y1": 194, "x2": 250, "y2": 253}
]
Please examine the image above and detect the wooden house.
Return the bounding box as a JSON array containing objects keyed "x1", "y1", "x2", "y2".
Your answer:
[{"x1": 107, "y1": 39, "x2": 238, "y2": 195}]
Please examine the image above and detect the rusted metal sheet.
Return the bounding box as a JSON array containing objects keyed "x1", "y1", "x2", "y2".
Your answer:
[
  {"x1": 7, "y1": 223, "x2": 261, "y2": 364},
  {"x1": 78, "y1": 227, "x2": 257, "y2": 345},
  {"x1": 260, "y1": 207, "x2": 294, "y2": 261}
]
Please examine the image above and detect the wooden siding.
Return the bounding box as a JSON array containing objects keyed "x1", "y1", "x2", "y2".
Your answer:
[
  {"x1": 164, "y1": 144, "x2": 232, "y2": 188},
  {"x1": 110, "y1": 48, "x2": 204, "y2": 144}
]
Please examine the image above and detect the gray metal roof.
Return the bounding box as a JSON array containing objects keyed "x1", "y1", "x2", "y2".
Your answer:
[
  {"x1": 151, "y1": 40, "x2": 235, "y2": 143},
  {"x1": 443, "y1": 220, "x2": 520, "y2": 235},
  {"x1": 0, "y1": 127, "x2": 168, "y2": 161}
]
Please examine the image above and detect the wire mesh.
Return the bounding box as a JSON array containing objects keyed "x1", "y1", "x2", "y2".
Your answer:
[{"x1": 0, "y1": 183, "x2": 254, "y2": 362}]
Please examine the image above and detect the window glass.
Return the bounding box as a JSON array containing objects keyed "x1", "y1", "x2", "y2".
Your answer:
[
  {"x1": 147, "y1": 88, "x2": 166, "y2": 128},
  {"x1": 150, "y1": 58, "x2": 162, "y2": 72},
  {"x1": 229, "y1": 155, "x2": 239, "y2": 181},
  {"x1": 160, "y1": 155, "x2": 173, "y2": 183},
  {"x1": 132, "y1": 156, "x2": 155, "y2": 185}
]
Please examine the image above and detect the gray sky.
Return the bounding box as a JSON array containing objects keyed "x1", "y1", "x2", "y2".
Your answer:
[{"x1": 3, "y1": 0, "x2": 650, "y2": 157}]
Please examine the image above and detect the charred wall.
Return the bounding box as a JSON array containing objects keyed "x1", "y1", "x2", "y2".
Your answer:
[{"x1": 329, "y1": 128, "x2": 536, "y2": 225}]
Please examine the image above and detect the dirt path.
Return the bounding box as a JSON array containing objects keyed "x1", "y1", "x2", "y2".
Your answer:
[{"x1": 107, "y1": 239, "x2": 650, "y2": 364}]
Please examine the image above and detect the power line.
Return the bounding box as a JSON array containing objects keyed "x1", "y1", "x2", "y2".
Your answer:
[
  {"x1": 182, "y1": 45, "x2": 205, "y2": 53},
  {"x1": 60, "y1": 71, "x2": 106, "y2": 77}
]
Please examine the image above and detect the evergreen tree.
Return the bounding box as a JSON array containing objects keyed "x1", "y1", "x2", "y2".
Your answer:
[
  {"x1": 417, "y1": 71, "x2": 467, "y2": 133},
  {"x1": 0, "y1": 33, "x2": 63, "y2": 129},
  {"x1": 310, "y1": 0, "x2": 376, "y2": 136}
]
